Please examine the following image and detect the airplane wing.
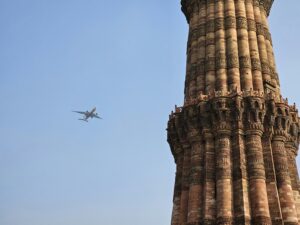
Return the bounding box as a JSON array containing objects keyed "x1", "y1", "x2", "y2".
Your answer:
[
  {"x1": 94, "y1": 115, "x2": 102, "y2": 119},
  {"x1": 73, "y1": 111, "x2": 86, "y2": 115}
]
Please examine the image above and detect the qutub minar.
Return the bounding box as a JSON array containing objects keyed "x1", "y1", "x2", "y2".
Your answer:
[{"x1": 167, "y1": 0, "x2": 300, "y2": 225}]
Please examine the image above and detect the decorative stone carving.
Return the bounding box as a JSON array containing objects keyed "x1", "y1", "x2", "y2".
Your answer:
[
  {"x1": 237, "y1": 17, "x2": 248, "y2": 30},
  {"x1": 225, "y1": 16, "x2": 236, "y2": 29}
]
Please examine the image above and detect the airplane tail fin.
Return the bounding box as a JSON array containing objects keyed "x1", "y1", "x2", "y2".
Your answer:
[{"x1": 78, "y1": 119, "x2": 88, "y2": 122}]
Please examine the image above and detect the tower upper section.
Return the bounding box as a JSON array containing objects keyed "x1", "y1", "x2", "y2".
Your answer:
[
  {"x1": 182, "y1": 0, "x2": 274, "y2": 22},
  {"x1": 181, "y1": 0, "x2": 279, "y2": 104}
]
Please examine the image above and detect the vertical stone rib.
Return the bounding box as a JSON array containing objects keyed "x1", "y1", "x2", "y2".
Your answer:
[
  {"x1": 179, "y1": 144, "x2": 191, "y2": 225},
  {"x1": 287, "y1": 110, "x2": 300, "y2": 221},
  {"x1": 171, "y1": 153, "x2": 184, "y2": 225},
  {"x1": 205, "y1": 0, "x2": 216, "y2": 94},
  {"x1": 245, "y1": 0, "x2": 264, "y2": 92},
  {"x1": 272, "y1": 135, "x2": 298, "y2": 224},
  {"x1": 215, "y1": 0, "x2": 227, "y2": 92},
  {"x1": 216, "y1": 130, "x2": 233, "y2": 225},
  {"x1": 262, "y1": 133, "x2": 283, "y2": 224},
  {"x1": 285, "y1": 143, "x2": 300, "y2": 221},
  {"x1": 232, "y1": 115, "x2": 251, "y2": 224},
  {"x1": 186, "y1": 7, "x2": 199, "y2": 101},
  {"x1": 224, "y1": 0, "x2": 240, "y2": 91},
  {"x1": 187, "y1": 136, "x2": 204, "y2": 225},
  {"x1": 285, "y1": 144, "x2": 300, "y2": 192},
  {"x1": 184, "y1": 28, "x2": 191, "y2": 102},
  {"x1": 245, "y1": 129, "x2": 271, "y2": 224},
  {"x1": 236, "y1": 0, "x2": 253, "y2": 91},
  {"x1": 253, "y1": 0, "x2": 271, "y2": 88},
  {"x1": 203, "y1": 131, "x2": 216, "y2": 225},
  {"x1": 260, "y1": 9, "x2": 280, "y2": 93},
  {"x1": 197, "y1": 1, "x2": 207, "y2": 95}
]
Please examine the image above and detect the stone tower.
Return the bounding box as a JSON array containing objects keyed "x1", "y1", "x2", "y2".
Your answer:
[{"x1": 167, "y1": 1, "x2": 300, "y2": 225}]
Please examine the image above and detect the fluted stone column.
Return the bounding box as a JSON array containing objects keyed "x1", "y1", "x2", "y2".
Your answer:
[
  {"x1": 262, "y1": 130, "x2": 283, "y2": 224},
  {"x1": 286, "y1": 142, "x2": 300, "y2": 221},
  {"x1": 260, "y1": 6, "x2": 279, "y2": 91},
  {"x1": 187, "y1": 134, "x2": 204, "y2": 225},
  {"x1": 245, "y1": 117, "x2": 271, "y2": 224},
  {"x1": 179, "y1": 143, "x2": 191, "y2": 225},
  {"x1": 253, "y1": 0, "x2": 271, "y2": 86},
  {"x1": 185, "y1": 5, "x2": 199, "y2": 101},
  {"x1": 236, "y1": 0, "x2": 253, "y2": 91},
  {"x1": 246, "y1": 133, "x2": 271, "y2": 224},
  {"x1": 225, "y1": 0, "x2": 240, "y2": 91},
  {"x1": 214, "y1": 118, "x2": 233, "y2": 225},
  {"x1": 203, "y1": 130, "x2": 216, "y2": 225},
  {"x1": 245, "y1": 0, "x2": 264, "y2": 91},
  {"x1": 215, "y1": 0, "x2": 227, "y2": 91},
  {"x1": 205, "y1": 0, "x2": 216, "y2": 94},
  {"x1": 285, "y1": 143, "x2": 300, "y2": 192},
  {"x1": 232, "y1": 99, "x2": 251, "y2": 225},
  {"x1": 211, "y1": 97, "x2": 234, "y2": 225},
  {"x1": 188, "y1": 6, "x2": 200, "y2": 100},
  {"x1": 287, "y1": 108, "x2": 300, "y2": 193},
  {"x1": 196, "y1": 1, "x2": 207, "y2": 95},
  {"x1": 272, "y1": 133, "x2": 298, "y2": 224},
  {"x1": 171, "y1": 152, "x2": 184, "y2": 225},
  {"x1": 232, "y1": 130, "x2": 251, "y2": 225}
]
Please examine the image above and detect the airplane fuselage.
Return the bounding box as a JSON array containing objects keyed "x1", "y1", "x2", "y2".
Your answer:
[
  {"x1": 73, "y1": 107, "x2": 101, "y2": 122},
  {"x1": 84, "y1": 107, "x2": 97, "y2": 119}
]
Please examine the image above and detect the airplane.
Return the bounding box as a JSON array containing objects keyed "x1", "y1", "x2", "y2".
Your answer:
[{"x1": 72, "y1": 107, "x2": 102, "y2": 122}]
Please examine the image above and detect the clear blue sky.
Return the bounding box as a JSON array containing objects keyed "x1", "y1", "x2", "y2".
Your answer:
[{"x1": 0, "y1": 1, "x2": 299, "y2": 225}]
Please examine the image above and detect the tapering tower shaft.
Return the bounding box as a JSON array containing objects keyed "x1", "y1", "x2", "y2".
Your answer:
[
  {"x1": 168, "y1": 1, "x2": 300, "y2": 225},
  {"x1": 183, "y1": 0, "x2": 279, "y2": 103}
]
